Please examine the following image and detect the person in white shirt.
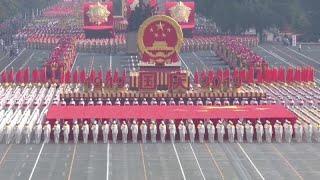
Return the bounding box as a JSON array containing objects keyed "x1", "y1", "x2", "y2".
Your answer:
[
  {"x1": 274, "y1": 120, "x2": 283, "y2": 143},
  {"x1": 131, "y1": 120, "x2": 139, "y2": 143},
  {"x1": 62, "y1": 121, "x2": 70, "y2": 144},
  {"x1": 294, "y1": 121, "x2": 303, "y2": 143},
  {"x1": 121, "y1": 121, "x2": 128, "y2": 143},
  {"x1": 82, "y1": 121, "x2": 89, "y2": 144},
  {"x1": 72, "y1": 121, "x2": 79, "y2": 144},
  {"x1": 264, "y1": 120, "x2": 273, "y2": 143},
  {"x1": 255, "y1": 120, "x2": 263, "y2": 143},
  {"x1": 245, "y1": 120, "x2": 254, "y2": 143},
  {"x1": 101, "y1": 121, "x2": 109, "y2": 143},
  {"x1": 236, "y1": 120, "x2": 244, "y2": 143},
  {"x1": 197, "y1": 121, "x2": 205, "y2": 143},
  {"x1": 140, "y1": 121, "x2": 148, "y2": 143},
  {"x1": 227, "y1": 121, "x2": 235, "y2": 143},
  {"x1": 188, "y1": 120, "x2": 196, "y2": 143},
  {"x1": 159, "y1": 121, "x2": 167, "y2": 143},
  {"x1": 216, "y1": 120, "x2": 225, "y2": 143},
  {"x1": 53, "y1": 121, "x2": 61, "y2": 144},
  {"x1": 169, "y1": 120, "x2": 176, "y2": 143},
  {"x1": 91, "y1": 121, "x2": 99, "y2": 144},
  {"x1": 150, "y1": 120, "x2": 157, "y2": 143},
  {"x1": 43, "y1": 121, "x2": 51, "y2": 144},
  {"x1": 111, "y1": 121, "x2": 119, "y2": 143},
  {"x1": 178, "y1": 121, "x2": 186, "y2": 142}
]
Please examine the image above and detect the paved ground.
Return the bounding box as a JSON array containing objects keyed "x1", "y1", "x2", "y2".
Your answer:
[{"x1": 1, "y1": 142, "x2": 320, "y2": 180}]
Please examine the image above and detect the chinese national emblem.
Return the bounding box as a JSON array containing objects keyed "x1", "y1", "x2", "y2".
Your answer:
[
  {"x1": 169, "y1": 1, "x2": 191, "y2": 23},
  {"x1": 87, "y1": 2, "x2": 110, "y2": 26},
  {"x1": 137, "y1": 15, "x2": 183, "y2": 66}
]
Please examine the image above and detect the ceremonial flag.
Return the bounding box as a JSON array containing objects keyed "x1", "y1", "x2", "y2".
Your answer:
[
  {"x1": 200, "y1": 70, "x2": 208, "y2": 87},
  {"x1": 15, "y1": 69, "x2": 22, "y2": 83},
  {"x1": 7, "y1": 68, "x2": 14, "y2": 83},
  {"x1": 286, "y1": 67, "x2": 294, "y2": 83},
  {"x1": 106, "y1": 70, "x2": 112, "y2": 87},
  {"x1": 223, "y1": 68, "x2": 230, "y2": 82},
  {"x1": 246, "y1": 67, "x2": 254, "y2": 84},
  {"x1": 194, "y1": 70, "x2": 199, "y2": 84},
  {"x1": 98, "y1": 67, "x2": 103, "y2": 80},
  {"x1": 208, "y1": 69, "x2": 214, "y2": 85},
  {"x1": 32, "y1": 68, "x2": 39, "y2": 83},
  {"x1": 309, "y1": 66, "x2": 315, "y2": 82},
  {"x1": 40, "y1": 67, "x2": 46, "y2": 83},
  {"x1": 272, "y1": 67, "x2": 278, "y2": 82},
  {"x1": 24, "y1": 67, "x2": 30, "y2": 83},
  {"x1": 65, "y1": 70, "x2": 71, "y2": 83},
  {"x1": 72, "y1": 68, "x2": 79, "y2": 83},
  {"x1": 89, "y1": 68, "x2": 96, "y2": 83},
  {"x1": 256, "y1": 69, "x2": 263, "y2": 84},
  {"x1": 278, "y1": 66, "x2": 285, "y2": 82},
  {"x1": 1, "y1": 70, "x2": 6, "y2": 83},
  {"x1": 113, "y1": 69, "x2": 119, "y2": 84},
  {"x1": 294, "y1": 67, "x2": 301, "y2": 82},
  {"x1": 239, "y1": 69, "x2": 246, "y2": 83},
  {"x1": 80, "y1": 68, "x2": 86, "y2": 83}
]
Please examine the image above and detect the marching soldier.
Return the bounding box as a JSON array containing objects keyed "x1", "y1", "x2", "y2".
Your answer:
[
  {"x1": 205, "y1": 98, "x2": 212, "y2": 105},
  {"x1": 227, "y1": 121, "x2": 235, "y2": 143},
  {"x1": 159, "y1": 121, "x2": 167, "y2": 143},
  {"x1": 188, "y1": 120, "x2": 196, "y2": 143},
  {"x1": 216, "y1": 120, "x2": 225, "y2": 143},
  {"x1": 131, "y1": 120, "x2": 139, "y2": 143},
  {"x1": 43, "y1": 121, "x2": 51, "y2": 144},
  {"x1": 294, "y1": 121, "x2": 303, "y2": 143},
  {"x1": 142, "y1": 98, "x2": 148, "y2": 105},
  {"x1": 121, "y1": 121, "x2": 128, "y2": 143},
  {"x1": 255, "y1": 120, "x2": 264, "y2": 143},
  {"x1": 169, "y1": 120, "x2": 176, "y2": 143},
  {"x1": 284, "y1": 120, "x2": 293, "y2": 143},
  {"x1": 245, "y1": 120, "x2": 254, "y2": 143},
  {"x1": 150, "y1": 120, "x2": 157, "y2": 143},
  {"x1": 196, "y1": 98, "x2": 203, "y2": 106},
  {"x1": 304, "y1": 122, "x2": 313, "y2": 143},
  {"x1": 178, "y1": 121, "x2": 186, "y2": 143},
  {"x1": 274, "y1": 120, "x2": 283, "y2": 143},
  {"x1": 187, "y1": 98, "x2": 194, "y2": 106},
  {"x1": 102, "y1": 121, "x2": 109, "y2": 143},
  {"x1": 198, "y1": 121, "x2": 205, "y2": 143},
  {"x1": 207, "y1": 120, "x2": 215, "y2": 143},
  {"x1": 236, "y1": 120, "x2": 244, "y2": 143},
  {"x1": 72, "y1": 121, "x2": 79, "y2": 144},
  {"x1": 4, "y1": 123, "x2": 12, "y2": 144},
  {"x1": 111, "y1": 121, "x2": 119, "y2": 143},
  {"x1": 178, "y1": 98, "x2": 185, "y2": 105},
  {"x1": 91, "y1": 121, "x2": 99, "y2": 144},
  {"x1": 14, "y1": 123, "x2": 22, "y2": 144},
  {"x1": 160, "y1": 98, "x2": 167, "y2": 106},
  {"x1": 314, "y1": 123, "x2": 320, "y2": 143},
  {"x1": 264, "y1": 120, "x2": 273, "y2": 143},
  {"x1": 53, "y1": 121, "x2": 61, "y2": 144},
  {"x1": 62, "y1": 121, "x2": 70, "y2": 144},
  {"x1": 140, "y1": 121, "x2": 148, "y2": 143},
  {"x1": 34, "y1": 122, "x2": 42, "y2": 144},
  {"x1": 169, "y1": 98, "x2": 176, "y2": 105},
  {"x1": 82, "y1": 121, "x2": 89, "y2": 144}
]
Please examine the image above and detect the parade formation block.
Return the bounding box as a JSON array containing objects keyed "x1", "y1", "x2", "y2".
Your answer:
[{"x1": 83, "y1": 2, "x2": 114, "y2": 39}]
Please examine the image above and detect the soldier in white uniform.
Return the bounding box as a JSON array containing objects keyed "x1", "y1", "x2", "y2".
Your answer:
[
  {"x1": 151, "y1": 98, "x2": 158, "y2": 105},
  {"x1": 133, "y1": 98, "x2": 139, "y2": 106},
  {"x1": 294, "y1": 121, "x2": 303, "y2": 143},
  {"x1": 284, "y1": 120, "x2": 293, "y2": 143},
  {"x1": 69, "y1": 98, "x2": 76, "y2": 106},
  {"x1": 142, "y1": 98, "x2": 148, "y2": 105},
  {"x1": 187, "y1": 98, "x2": 194, "y2": 106},
  {"x1": 79, "y1": 98, "x2": 85, "y2": 106},
  {"x1": 314, "y1": 123, "x2": 320, "y2": 143},
  {"x1": 227, "y1": 121, "x2": 235, "y2": 143},
  {"x1": 53, "y1": 121, "x2": 61, "y2": 144},
  {"x1": 245, "y1": 120, "x2": 254, "y2": 143},
  {"x1": 102, "y1": 121, "x2": 109, "y2": 143},
  {"x1": 140, "y1": 121, "x2": 148, "y2": 143},
  {"x1": 131, "y1": 120, "x2": 139, "y2": 143},
  {"x1": 43, "y1": 121, "x2": 51, "y2": 144},
  {"x1": 159, "y1": 121, "x2": 167, "y2": 143},
  {"x1": 115, "y1": 98, "x2": 121, "y2": 106},
  {"x1": 169, "y1": 98, "x2": 176, "y2": 105},
  {"x1": 14, "y1": 123, "x2": 22, "y2": 144},
  {"x1": 255, "y1": 120, "x2": 264, "y2": 143},
  {"x1": 188, "y1": 120, "x2": 196, "y2": 143},
  {"x1": 88, "y1": 98, "x2": 94, "y2": 106},
  {"x1": 4, "y1": 123, "x2": 12, "y2": 144},
  {"x1": 169, "y1": 120, "x2": 176, "y2": 143},
  {"x1": 274, "y1": 120, "x2": 283, "y2": 143},
  {"x1": 178, "y1": 98, "x2": 185, "y2": 105},
  {"x1": 72, "y1": 121, "x2": 79, "y2": 144},
  {"x1": 304, "y1": 122, "x2": 313, "y2": 143},
  {"x1": 150, "y1": 120, "x2": 157, "y2": 143},
  {"x1": 207, "y1": 120, "x2": 215, "y2": 143},
  {"x1": 160, "y1": 98, "x2": 167, "y2": 106},
  {"x1": 105, "y1": 98, "x2": 112, "y2": 106},
  {"x1": 62, "y1": 121, "x2": 70, "y2": 144},
  {"x1": 91, "y1": 121, "x2": 99, "y2": 144},
  {"x1": 205, "y1": 98, "x2": 212, "y2": 105},
  {"x1": 197, "y1": 121, "x2": 205, "y2": 143},
  {"x1": 124, "y1": 98, "x2": 130, "y2": 105},
  {"x1": 82, "y1": 121, "x2": 89, "y2": 144},
  {"x1": 236, "y1": 120, "x2": 244, "y2": 143},
  {"x1": 121, "y1": 121, "x2": 128, "y2": 143},
  {"x1": 178, "y1": 121, "x2": 186, "y2": 142},
  {"x1": 216, "y1": 120, "x2": 225, "y2": 143},
  {"x1": 34, "y1": 122, "x2": 42, "y2": 144},
  {"x1": 264, "y1": 120, "x2": 273, "y2": 143},
  {"x1": 111, "y1": 121, "x2": 119, "y2": 143},
  {"x1": 196, "y1": 98, "x2": 203, "y2": 106},
  {"x1": 96, "y1": 98, "x2": 103, "y2": 106}
]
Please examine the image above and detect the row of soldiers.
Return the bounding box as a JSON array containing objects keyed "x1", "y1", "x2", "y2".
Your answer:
[
  {"x1": 37, "y1": 119, "x2": 319, "y2": 144},
  {"x1": 76, "y1": 36, "x2": 126, "y2": 54}
]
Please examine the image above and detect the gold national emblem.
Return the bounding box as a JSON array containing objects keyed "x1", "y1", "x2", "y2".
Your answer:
[
  {"x1": 169, "y1": 1, "x2": 191, "y2": 23},
  {"x1": 87, "y1": 2, "x2": 111, "y2": 26}
]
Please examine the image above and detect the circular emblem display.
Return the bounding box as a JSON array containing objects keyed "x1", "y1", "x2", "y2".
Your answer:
[
  {"x1": 87, "y1": 2, "x2": 111, "y2": 26},
  {"x1": 137, "y1": 15, "x2": 184, "y2": 66}
]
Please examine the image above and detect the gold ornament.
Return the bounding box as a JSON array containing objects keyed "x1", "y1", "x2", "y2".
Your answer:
[
  {"x1": 169, "y1": 1, "x2": 191, "y2": 23},
  {"x1": 87, "y1": 2, "x2": 111, "y2": 26}
]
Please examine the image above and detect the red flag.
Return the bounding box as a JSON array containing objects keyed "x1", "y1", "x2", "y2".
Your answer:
[
  {"x1": 106, "y1": 70, "x2": 112, "y2": 87},
  {"x1": 309, "y1": 66, "x2": 315, "y2": 82},
  {"x1": 208, "y1": 69, "x2": 214, "y2": 85},
  {"x1": 286, "y1": 67, "x2": 293, "y2": 83},
  {"x1": 194, "y1": 70, "x2": 199, "y2": 84},
  {"x1": 40, "y1": 67, "x2": 46, "y2": 83},
  {"x1": 60, "y1": 71, "x2": 65, "y2": 83},
  {"x1": 15, "y1": 69, "x2": 22, "y2": 83},
  {"x1": 89, "y1": 68, "x2": 96, "y2": 83},
  {"x1": 246, "y1": 67, "x2": 254, "y2": 84},
  {"x1": 239, "y1": 69, "x2": 246, "y2": 83},
  {"x1": 98, "y1": 68, "x2": 103, "y2": 80},
  {"x1": 113, "y1": 69, "x2": 119, "y2": 84},
  {"x1": 24, "y1": 67, "x2": 30, "y2": 83},
  {"x1": 72, "y1": 69, "x2": 79, "y2": 83},
  {"x1": 256, "y1": 69, "x2": 263, "y2": 84},
  {"x1": 278, "y1": 66, "x2": 285, "y2": 82},
  {"x1": 1, "y1": 70, "x2": 7, "y2": 83},
  {"x1": 272, "y1": 67, "x2": 278, "y2": 82},
  {"x1": 80, "y1": 69, "x2": 86, "y2": 83},
  {"x1": 294, "y1": 67, "x2": 301, "y2": 82},
  {"x1": 65, "y1": 70, "x2": 71, "y2": 83},
  {"x1": 223, "y1": 68, "x2": 230, "y2": 82},
  {"x1": 32, "y1": 68, "x2": 39, "y2": 83},
  {"x1": 7, "y1": 68, "x2": 14, "y2": 83}
]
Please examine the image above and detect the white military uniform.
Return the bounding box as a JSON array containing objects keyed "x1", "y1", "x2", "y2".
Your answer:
[
  {"x1": 72, "y1": 122, "x2": 79, "y2": 144},
  {"x1": 91, "y1": 122, "x2": 99, "y2": 144},
  {"x1": 178, "y1": 121, "x2": 186, "y2": 142},
  {"x1": 14, "y1": 124, "x2": 22, "y2": 144},
  {"x1": 294, "y1": 122, "x2": 303, "y2": 143},
  {"x1": 274, "y1": 121, "x2": 283, "y2": 143},
  {"x1": 111, "y1": 122, "x2": 119, "y2": 143},
  {"x1": 121, "y1": 122, "x2": 128, "y2": 143},
  {"x1": 236, "y1": 121, "x2": 244, "y2": 143},
  {"x1": 314, "y1": 124, "x2": 320, "y2": 143},
  {"x1": 131, "y1": 121, "x2": 139, "y2": 143},
  {"x1": 53, "y1": 122, "x2": 61, "y2": 144},
  {"x1": 140, "y1": 122, "x2": 148, "y2": 143},
  {"x1": 255, "y1": 121, "x2": 264, "y2": 143},
  {"x1": 82, "y1": 122, "x2": 89, "y2": 144},
  {"x1": 43, "y1": 122, "x2": 51, "y2": 144},
  {"x1": 198, "y1": 122, "x2": 205, "y2": 143},
  {"x1": 188, "y1": 121, "x2": 196, "y2": 143},
  {"x1": 216, "y1": 121, "x2": 225, "y2": 143},
  {"x1": 169, "y1": 121, "x2": 176, "y2": 143},
  {"x1": 264, "y1": 122, "x2": 273, "y2": 143},
  {"x1": 62, "y1": 122, "x2": 70, "y2": 144},
  {"x1": 207, "y1": 121, "x2": 215, "y2": 143},
  {"x1": 101, "y1": 121, "x2": 109, "y2": 143},
  {"x1": 227, "y1": 121, "x2": 235, "y2": 143},
  {"x1": 4, "y1": 124, "x2": 12, "y2": 144},
  {"x1": 304, "y1": 123, "x2": 313, "y2": 143},
  {"x1": 245, "y1": 122, "x2": 254, "y2": 143},
  {"x1": 159, "y1": 122, "x2": 167, "y2": 143},
  {"x1": 284, "y1": 121, "x2": 293, "y2": 143},
  {"x1": 150, "y1": 121, "x2": 157, "y2": 143},
  {"x1": 34, "y1": 123, "x2": 42, "y2": 144}
]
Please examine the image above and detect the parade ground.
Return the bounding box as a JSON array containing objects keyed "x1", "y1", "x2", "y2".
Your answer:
[{"x1": 0, "y1": 43, "x2": 319, "y2": 180}]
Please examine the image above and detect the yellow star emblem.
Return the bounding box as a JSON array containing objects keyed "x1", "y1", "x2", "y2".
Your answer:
[
  {"x1": 169, "y1": 1, "x2": 191, "y2": 23},
  {"x1": 87, "y1": 2, "x2": 111, "y2": 26}
]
